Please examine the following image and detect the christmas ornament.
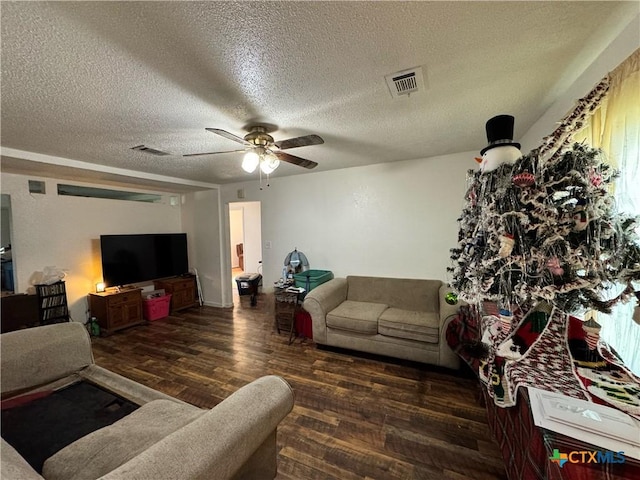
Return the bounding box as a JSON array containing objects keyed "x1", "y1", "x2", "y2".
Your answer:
[
  {"x1": 498, "y1": 233, "x2": 515, "y2": 258},
  {"x1": 499, "y1": 308, "x2": 513, "y2": 332},
  {"x1": 445, "y1": 292, "x2": 458, "y2": 305},
  {"x1": 582, "y1": 314, "x2": 601, "y2": 350},
  {"x1": 512, "y1": 171, "x2": 535, "y2": 187},
  {"x1": 546, "y1": 257, "x2": 564, "y2": 276},
  {"x1": 469, "y1": 188, "x2": 477, "y2": 207},
  {"x1": 478, "y1": 115, "x2": 522, "y2": 173},
  {"x1": 572, "y1": 199, "x2": 589, "y2": 231},
  {"x1": 589, "y1": 168, "x2": 603, "y2": 187}
]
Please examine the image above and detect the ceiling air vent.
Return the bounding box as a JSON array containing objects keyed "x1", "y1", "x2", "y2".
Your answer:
[
  {"x1": 385, "y1": 66, "x2": 424, "y2": 98},
  {"x1": 130, "y1": 144, "x2": 170, "y2": 156}
]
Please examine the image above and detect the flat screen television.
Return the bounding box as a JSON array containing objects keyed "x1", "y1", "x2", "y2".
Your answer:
[{"x1": 100, "y1": 233, "x2": 189, "y2": 287}]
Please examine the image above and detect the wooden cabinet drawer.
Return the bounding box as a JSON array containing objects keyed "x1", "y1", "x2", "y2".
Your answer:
[
  {"x1": 173, "y1": 280, "x2": 193, "y2": 290},
  {"x1": 107, "y1": 292, "x2": 138, "y2": 306}
]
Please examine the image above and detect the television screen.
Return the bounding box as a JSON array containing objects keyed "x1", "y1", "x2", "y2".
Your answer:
[{"x1": 100, "y1": 233, "x2": 189, "y2": 287}]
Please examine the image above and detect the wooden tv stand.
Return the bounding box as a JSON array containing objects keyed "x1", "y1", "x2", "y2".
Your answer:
[
  {"x1": 154, "y1": 275, "x2": 198, "y2": 312},
  {"x1": 89, "y1": 288, "x2": 144, "y2": 336}
]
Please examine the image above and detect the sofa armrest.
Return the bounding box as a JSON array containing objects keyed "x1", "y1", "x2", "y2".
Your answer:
[
  {"x1": 100, "y1": 375, "x2": 294, "y2": 480},
  {"x1": 1, "y1": 439, "x2": 45, "y2": 480},
  {"x1": 302, "y1": 278, "x2": 348, "y2": 344},
  {"x1": 1, "y1": 322, "x2": 93, "y2": 395}
]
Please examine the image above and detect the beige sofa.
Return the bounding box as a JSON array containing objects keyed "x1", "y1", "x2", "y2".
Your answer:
[
  {"x1": 303, "y1": 276, "x2": 461, "y2": 369},
  {"x1": 1, "y1": 322, "x2": 294, "y2": 480}
]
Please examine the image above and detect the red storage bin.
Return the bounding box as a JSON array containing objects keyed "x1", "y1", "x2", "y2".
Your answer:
[{"x1": 143, "y1": 294, "x2": 171, "y2": 321}]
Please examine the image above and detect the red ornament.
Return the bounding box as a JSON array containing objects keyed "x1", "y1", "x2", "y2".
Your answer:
[
  {"x1": 589, "y1": 169, "x2": 603, "y2": 187},
  {"x1": 513, "y1": 171, "x2": 535, "y2": 187},
  {"x1": 546, "y1": 257, "x2": 564, "y2": 276}
]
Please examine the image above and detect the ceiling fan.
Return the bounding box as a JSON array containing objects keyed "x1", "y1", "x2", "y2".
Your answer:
[{"x1": 184, "y1": 125, "x2": 324, "y2": 174}]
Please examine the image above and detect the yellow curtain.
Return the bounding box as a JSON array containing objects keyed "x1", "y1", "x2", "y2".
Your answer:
[
  {"x1": 574, "y1": 48, "x2": 640, "y2": 375},
  {"x1": 574, "y1": 48, "x2": 640, "y2": 171}
]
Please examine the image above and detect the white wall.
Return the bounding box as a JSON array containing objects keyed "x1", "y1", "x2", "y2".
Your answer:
[
  {"x1": 220, "y1": 152, "x2": 473, "y2": 305},
  {"x1": 1, "y1": 172, "x2": 183, "y2": 322},
  {"x1": 181, "y1": 189, "x2": 225, "y2": 307}
]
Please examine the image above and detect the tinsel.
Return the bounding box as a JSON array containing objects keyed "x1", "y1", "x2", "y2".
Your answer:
[{"x1": 537, "y1": 77, "x2": 610, "y2": 160}]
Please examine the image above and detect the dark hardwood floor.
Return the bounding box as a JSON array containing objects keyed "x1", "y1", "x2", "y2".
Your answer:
[{"x1": 91, "y1": 292, "x2": 507, "y2": 480}]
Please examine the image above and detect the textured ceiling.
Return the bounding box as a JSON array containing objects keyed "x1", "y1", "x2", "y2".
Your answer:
[{"x1": 1, "y1": 1, "x2": 636, "y2": 190}]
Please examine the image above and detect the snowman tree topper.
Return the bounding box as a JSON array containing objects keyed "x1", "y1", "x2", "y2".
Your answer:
[{"x1": 476, "y1": 114, "x2": 522, "y2": 173}]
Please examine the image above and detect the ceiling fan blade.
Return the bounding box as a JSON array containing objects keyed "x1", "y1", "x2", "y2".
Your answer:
[
  {"x1": 205, "y1": 128, "x2": 252, "y2": 146},
  {"x1": 274, "y1": 151, "x2": 318, "y2": 169},
  {"x1": 183, "y1": 149, "x2": 245, "y2": 157},
  {"x1": 274, "y1": 134, "x2": 324, "y2": 150}
]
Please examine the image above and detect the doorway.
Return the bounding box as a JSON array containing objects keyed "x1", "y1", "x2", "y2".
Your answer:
[{"x1": 228, "y1": 201, "x2": 262, "y2": 293}]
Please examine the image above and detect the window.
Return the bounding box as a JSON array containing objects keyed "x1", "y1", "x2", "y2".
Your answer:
[
  {"x1": 574, "y1": 49, "x2": 640, "y2": 375},
  {"x1": 57, "y1": 184, "x2": 162, "y2": 203}
]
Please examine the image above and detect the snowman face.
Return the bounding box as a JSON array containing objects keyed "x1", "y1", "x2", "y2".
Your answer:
[{"x1": 480, "y1": 145, "x2": 522, "y2": 173}]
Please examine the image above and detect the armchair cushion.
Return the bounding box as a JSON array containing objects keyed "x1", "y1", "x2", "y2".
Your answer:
[{"x1": 43, "y1": 399, "x2": 204, "y2": 480}]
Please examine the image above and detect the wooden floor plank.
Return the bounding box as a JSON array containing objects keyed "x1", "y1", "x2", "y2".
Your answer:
[{"x1": 91, "y1": 293, "x2": 507, "y2": 479}]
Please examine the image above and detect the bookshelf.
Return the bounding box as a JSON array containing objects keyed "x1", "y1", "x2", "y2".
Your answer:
[{"x1": 35, "y1": 281, "x2": 69, "y2": 325}]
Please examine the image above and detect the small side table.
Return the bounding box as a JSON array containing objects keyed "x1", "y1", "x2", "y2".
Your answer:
[{"x1": 274, "y1": 287, "x2": 305, "y2": 344}]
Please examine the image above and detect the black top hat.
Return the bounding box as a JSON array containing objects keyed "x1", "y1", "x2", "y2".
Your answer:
[{"x1": 480, "y1": 114, "x2": 521, "y2": 155}]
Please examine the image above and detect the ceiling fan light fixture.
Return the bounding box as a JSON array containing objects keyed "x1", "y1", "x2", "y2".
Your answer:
[
  {"x1": 260, "y1": 153, "x2": 280, "y2": 174},
  {"x1": 242, "y1": 151, "x2": 259, "y2": 173}
]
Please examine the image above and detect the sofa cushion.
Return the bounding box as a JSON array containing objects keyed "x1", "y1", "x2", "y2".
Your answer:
[
  {"x1": 378, "y1": 308, "x2": 440, "y2": 343},
  {"x1": 42, "y1": 399, "x2": 204, "y2": 480},
  {"x1": 346, "y1": 276, "x2": 442, "y2": 311},
  {"x1": 327, "y1": 301, "x2": 387, "y2": 334}
]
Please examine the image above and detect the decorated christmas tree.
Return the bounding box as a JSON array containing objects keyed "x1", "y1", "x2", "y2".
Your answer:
[
  {"x1": 447, "y1": 113, "x2": 640, "y2": 411},
  {"x1": 449, "y1": 119, "x2": 640, "y2": 318}
]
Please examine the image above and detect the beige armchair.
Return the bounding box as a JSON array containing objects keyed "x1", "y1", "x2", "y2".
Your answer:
[{"x1": 1, "y1": 322, "x2": 294, "y2": 479}]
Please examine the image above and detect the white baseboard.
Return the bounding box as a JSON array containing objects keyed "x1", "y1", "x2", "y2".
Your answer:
[{"x1": 203, "y1": 300, "x2": 233, "y2": 308}]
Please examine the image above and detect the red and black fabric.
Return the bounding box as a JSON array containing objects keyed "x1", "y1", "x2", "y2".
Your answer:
[
  {"x1": 567, "y1": 316, "x2": 640, "y2": 420},
  {"x1": 446, "y1": 305, "x2": 484, "y2": 371}
]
